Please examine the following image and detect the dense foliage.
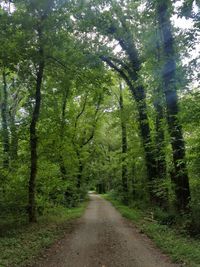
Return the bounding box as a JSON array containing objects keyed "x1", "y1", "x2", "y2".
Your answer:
[{"x1": 0, "y1": 0, "x2": 199, "y2": 235}]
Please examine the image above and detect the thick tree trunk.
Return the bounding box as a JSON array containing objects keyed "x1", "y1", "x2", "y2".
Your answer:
[
  {"x1": 157, "y1": 0, "x2": 190, "y2": 211},
  {"x1": 28, "y1": 48, "x2": 44, "y2": 223},
  {"x1": 1, "y1": 70, "x2": 10, "y2": 168},
  {"x1": 119, "y1": 82, "x2": 128, "y2": 202}
]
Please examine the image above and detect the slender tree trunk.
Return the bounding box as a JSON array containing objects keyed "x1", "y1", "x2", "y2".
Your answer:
[
  {"x1": 28, "y1": 47, "x2": 44, "y2": 223},
  {"x1": 77, "y1": 160, "x2": 83, "y2": 189},
  {"x1": 59, "y1": 91, "x2": 68, "y2": 179},
  {"x1": 10, "y1": 115, "x2": 18, "y2": 161},
  {"x1": 76, "y1": 148, "x2": 83, "y2": 189},
  {"x1": 1, "y1": 70, "x2": 10, "y2": 168},
  {"x1": 119, "y1": 82, "x2": 128, "y2": 202},
  {"x1": 157, "y1": 0, "x2": 190, "y2": 211}
]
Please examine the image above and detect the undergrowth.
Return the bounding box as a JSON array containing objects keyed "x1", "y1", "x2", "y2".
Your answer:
[{"x1": 0, "y1": 202, "x2": 87, "y2": 267}]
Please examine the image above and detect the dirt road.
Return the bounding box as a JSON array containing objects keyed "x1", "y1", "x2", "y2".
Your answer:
[{"x1": 33, "y1": 194, "x2": 180, "y2": 267}]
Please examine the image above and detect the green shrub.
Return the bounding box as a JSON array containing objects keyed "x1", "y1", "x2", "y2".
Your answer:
[{"x1": 153, "y1": 208, "x2": 176, "y2": 226}]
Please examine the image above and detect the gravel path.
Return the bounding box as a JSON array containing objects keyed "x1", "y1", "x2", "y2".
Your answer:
[{"x1": 33, "y1": 194, "x2": 180, "y2": 267}]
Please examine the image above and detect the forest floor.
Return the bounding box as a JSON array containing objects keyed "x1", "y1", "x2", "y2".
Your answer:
[
  {"x1": 31, "y1": 194, "x2": 180, "y2": 267},
  {"x1": 0, "y1": 203, "x2": 87, "y2": 267}
]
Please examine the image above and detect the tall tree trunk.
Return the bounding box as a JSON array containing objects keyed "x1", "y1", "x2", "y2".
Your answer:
[
  {"x1": 1, "y1": 70, "x2": 10, "y2": 168},
  {"x1": 157, "y1": 0, "x2": 190, "y2": 211},
  {"x1": 28, "y1": 47, "x2": 44, "y2": 223},
  {"x1": 119, "y1": 82, "x2": 128, "y2": 203}
]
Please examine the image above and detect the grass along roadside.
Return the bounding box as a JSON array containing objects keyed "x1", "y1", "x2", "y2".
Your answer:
[
  {"x1": 103, "y1": 194, "x2": 200, "y2": 267},
  {"x1": 0, "y1": 202, "x2": 87, "y2": 267}
]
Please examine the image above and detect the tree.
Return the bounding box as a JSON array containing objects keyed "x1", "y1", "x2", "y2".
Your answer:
[{"x1": 156, "y1": 0, "x2": 191, "y2": 211}]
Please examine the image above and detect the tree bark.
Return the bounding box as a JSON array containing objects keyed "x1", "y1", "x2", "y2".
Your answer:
[
  {"x1": 28, "y1": 47, "x2": 44, "y2": 223},
  {"x1": 157, "y1": 0, "x2": 190, "y2": 211}
]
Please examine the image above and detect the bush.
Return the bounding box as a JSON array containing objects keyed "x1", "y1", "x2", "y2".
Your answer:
[{"x1": 153, "y1": 208, "x2": 176, "y2": 226}]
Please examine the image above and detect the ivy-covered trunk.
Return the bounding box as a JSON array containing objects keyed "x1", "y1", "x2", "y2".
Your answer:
[
  {"x1": 134, "y1": 86, "x2": 157, "y2": 202},
  {"x1": 157, "y1": 0, "x2": 190, "y2": 211}
]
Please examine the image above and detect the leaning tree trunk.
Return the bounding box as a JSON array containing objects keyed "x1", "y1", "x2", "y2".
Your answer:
[
  {"x1": 119, "y1": 82, "x2": 128, "y2": 203},
  {"x1": 101, "y1": 57, "x2": 157, "y2": 202},
  {"x1": 1, "y1": 70, "x2": 10, "y2": 168},
  {"x1": 156, "y1": 0, "x2": 190, "y2": 211},
  {"x1": 28, "y1": 47, "x2": 44, "y2": 223}
]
